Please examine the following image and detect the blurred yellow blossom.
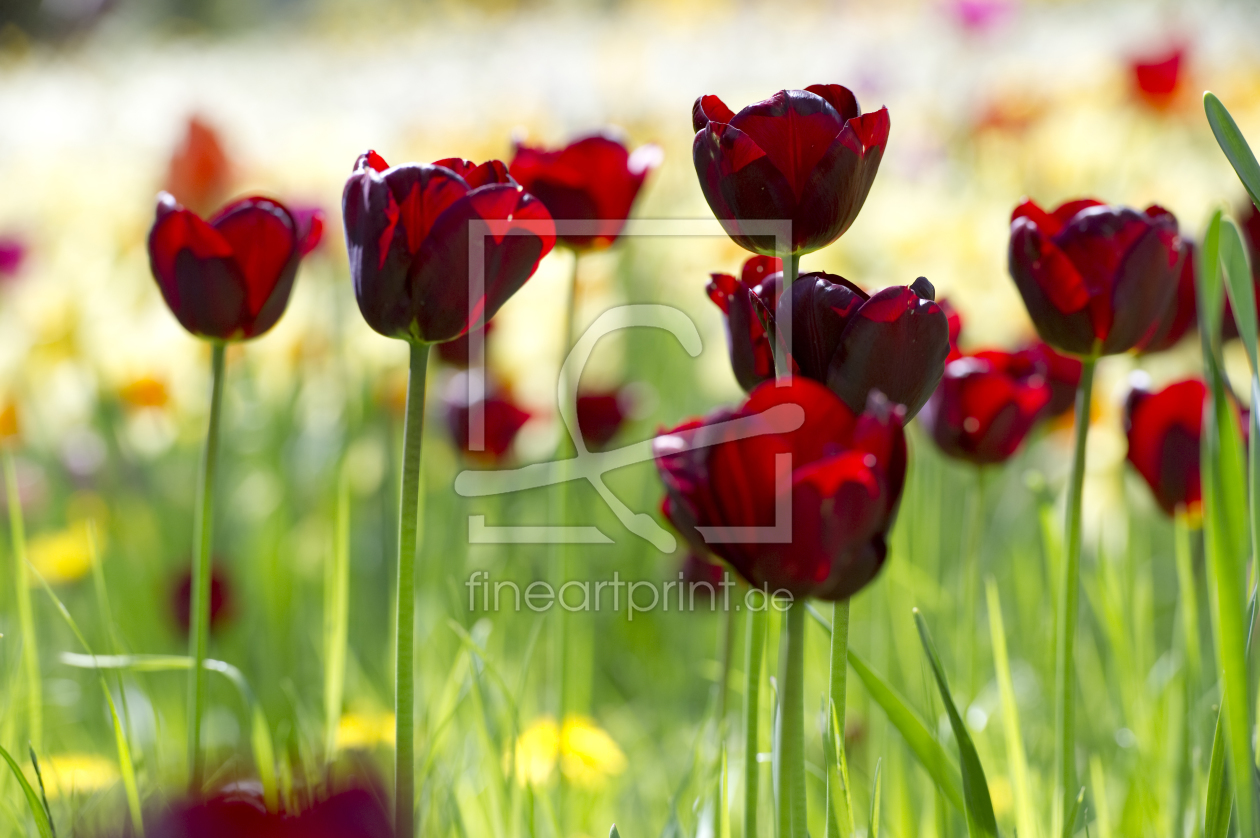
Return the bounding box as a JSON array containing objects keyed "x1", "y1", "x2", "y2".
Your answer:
[
  {"x1": 118, "y1": 376, "x2": 169, "y2": 409},
  {"x1": 514, "y1": 715, "x2": 626, "y2": 788},
  {"x1": 27, "y1": 519, "x2": 94, "y2": 585},
  {"x1": 0, "y1": 402, "x2": 18, "y2": 443},
  {"x1": 35, "y1": 753, "x2": 117, "y2": 799},
  {"x1": 335, "y1": 710, "x2": 395, "y2": 750}
]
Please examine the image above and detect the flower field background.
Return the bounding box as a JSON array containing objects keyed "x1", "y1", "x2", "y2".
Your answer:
[{"x1": 2, "y1": 0, "x2": 1260, "y2": 836}]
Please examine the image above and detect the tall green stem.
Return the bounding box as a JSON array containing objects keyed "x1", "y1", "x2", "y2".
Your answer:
[
  {"x1": 187, "y1": 342, "x2": 225, "y2": 792},
  {"x1": 1174, "y1": 508, "x2": 1201, "y2": 690},
  {"x1": 744, "y1": 592, "x2": 766, "y2": 838},
  {"x1": 775, "y1": 599, "x2": 807, "y2": 838},
  {"x1": 394, "y1": 341, "x2": 431, "y2": 838},
  {"x1": 824, "y1": 599, "x2": 850, "y2": 838},
  {"x1": 5, "y1": 448, "x2": 39, "y2": 753},
  {"x1": 961, "y1": 469, "x2": 986, "y2": 697},
  {"x1": 1052, "y1": 355, "x2": 1096, "y2": 838},
  {"x1": 775, "y1": 254, "x2": 799, "y2": 379}
]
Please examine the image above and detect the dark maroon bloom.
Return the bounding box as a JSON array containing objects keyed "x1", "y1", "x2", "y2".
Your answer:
[
  {"x1": 921, "y1": 353, "x2": 1052, "y2": 465},
  {"x1": 576, "y1": 390, "x2": 630, "y2": 451},
  {"x1": 1008, "y1": 198, "x2": 1185, "y2": 356},
  {"x1": 1124, "y1": 377, "x2": 1205, "y2": 515},
  {"x1": 172, "y1": 565, "x2": 231, "y2": 636},
  {"x1": 436, "y1": 320, "x2": 494, "y2": 368},
  {"x1": 776, "y1": 272, "x2": 949, "y2": 419},
  {"x1": 692, "y1": 84, "x2": 889, "y2": 256},
  {"x1": 443, "y1": 373, "x2": 530, "y2": 463},
  {"x1": 290, "y1": 205, "x2": 326, "y2": 256},
  {"x1": 1131, "y1": 47, "x2": 1184, "y2": 109},
  {"x1": 342, "y1": 151, "x2": 555, "y2": 343},
  {"x1": 706, "y1": 255, "x2": 782, "y2": 391},
  {"x1": 0, "y1": 236, "x2": 26, "y2": 280},
  {"x1": 938, "y1": 298, "x2": 964, "y2": 361},
  {"x1": 974, "y1": 342, "x2": 1082, "y2": 419},
  {"x1": 149, "y1": 785, "x2": 391, "y2": 838},
  {"x1": 654, "y1": 378, "x2": 906, "y2": 601},
  {"x1": 509, "y1": 134, "x2": 661, "y2": 250},
  {"x1": 1137, "y1": 237, "x2": 1197, "y2": 352},
  {"x1": 148, "y1": 193, "x2": 306, "y2": 340}
]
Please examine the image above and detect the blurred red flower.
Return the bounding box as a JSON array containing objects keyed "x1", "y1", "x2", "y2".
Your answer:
[
  {"x1": 1131, "y1": 47, "x2": 1184, "y2": 110},
  {"x1": 443, "y1": 373, "x2": 530, "y2": 464},
  {"x1": 172, "y1": 564, "x2": 232, "y2": 636},
  {"x1": 164, "y1": 116, "x2": 233, "y2": 217},
  {"x1": 921, "y1": 353, "x2": 1051, "y2": 465},
  {"x1": 1124, "y1": 377, "x2": 1205, "y2": 515}
]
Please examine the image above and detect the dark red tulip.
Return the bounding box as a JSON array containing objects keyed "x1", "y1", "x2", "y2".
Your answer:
[
  {"x1": 1124, "y1": 377, "x2": 1205, "y2": 515},
  {"x1": 1137, "y1": 237, "x2": 1197, "y2": 352},
  {"x1": 509, "y1": 134, "x2": 661, "y2": 250},
  {"x1": 148, "y1": 192, "x2": 304, "y2": 341},
  {"x1": 1131, "y1": 47, "x2": 1184, "y2": 110},
  {"x1": 0, "y1": 235, "x2": 26, "y2": 280},
  {"x1": 436, "y1": 320, "x2": 494, "y2": 368},
  {"x1": 443, "y1": 373, "x2": 530, "y2": 463},
  {"x1": 654, "y1": 378, "x2": 906, "y2": 600},
  {"x1": 921, "y1": 353, "x2": 1052, "y2": 465},
  {"x1": 775, "y1": 272, "x2": 949, "y2": 419},
  {"x1": 692, "y1": 84, "x2": 889, "y2": 256},
  {"x1": 706, "y1": 255, "x2": 781, "y2": 391},
  {"x1": 342, "y1": 152, "x2": 555, "y2": 344},
  {"x1": 148, "y1": 784, "x2": 391, "y2": 838},
  {"x1": 172, "y1": 564, "x2": 231, "y2": 636},
  {"x1": 1008, "y1": 198, "x2": 1184, "y2": 356},
  {"x1": 974, "y1": 342, "x2": 1082, "y2": 419},
  {"x1": 290, "y1": 205, "x2": 326, "y2": 256},
  {"x1": 576, "y1": 390, "x2": 631, "y2": 451}
]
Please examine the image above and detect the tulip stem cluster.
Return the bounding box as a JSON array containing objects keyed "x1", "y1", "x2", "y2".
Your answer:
[
  {"x1": 743, "y1": 596, "x2": 766, "y2": 838},
  {"x1": 1052, "y1": 354, "x2": 1096, "y2": 838},
  {"x1": 188, "y1": 341, "x2": 226, "y2": 792},
  {"x1": 394, "y1": 341, "x2": 432, "y2": 838}
]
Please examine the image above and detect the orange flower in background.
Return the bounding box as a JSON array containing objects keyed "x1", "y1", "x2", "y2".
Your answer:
[
  {"x1": 0, "y1": 402, "x2": 18, "y2": 443},
  {"x1": 1130, "y1": 46, "x2": 1185, "y2": 110},
  {"x1": 163, "y1": 116, "x2": 233, "y2": 216},
  {"x1": 119, "y1": 375, "x2": 169, "y2": 409}
]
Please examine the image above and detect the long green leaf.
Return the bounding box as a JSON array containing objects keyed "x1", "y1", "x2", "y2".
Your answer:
[
  {"x1": 0, "y1": 744, "x2": 54, "y2": 838},
  {"x1": 986, "y1": 578, "x2": 1037, "y2": 838},
  {"x1": 1206, "y1": 92, "x2": 1260, "y2": 211},
  {"x1": 1198, "y1": 208, "x2": 1256, "y2": 838},
  {"x1": 808, "y1": 605, "x2": 965, "y2": 814},
  {"x1": 914, "y1": 609, "x2": 998, "y2": 837}
]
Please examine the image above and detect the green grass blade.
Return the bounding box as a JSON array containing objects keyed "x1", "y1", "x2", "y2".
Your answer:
[
  {"x1": 28, "y1": 563, "x2": 143, "y2": 835},
  {"x1": 914, "y1": 609, "x2": 998, "y2": 837},
  {"x1": 869, "y1": 757, "x2": 882, "y2": 838},
  {"x1": 610, "y1": 826, "x2": 622, "y2": 838},
  {"x1": 1198, "y1": 208, "x2": 1257, "y2": 838},
  {"x1": 1205, "y1": 92, "x2": 1260, "y2": 211},
  {"x1": 829, "y1": 700, "x2": 856, "y2": 838},
  {"x1": 0, "y1": 744, "x2": 54, "y2": 838},
  {"x1": 27, "y1": 748, "x2": 54, "y2": 838},
  {"x1": 5, "y1": 450, "x2": 41, "y2": 754},
  {"x1": 985, "y1": 577, "x2": 1037, "y2": 838},
  {"x1": 1205, "y1": 712, "x2": 1231, "y2": 838},
  {"x1": 1088, "y1": 755, "x2": 1111, "y2": 838},
  {"x1": 808, "y1": 605, "x2": 965, "y2": 814}
]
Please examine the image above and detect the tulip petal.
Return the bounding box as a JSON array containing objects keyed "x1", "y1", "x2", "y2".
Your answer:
[
  {"x1": 804, "y1": 83, "x2": 860, "y2": 122},
  {"x1": 1125, "y1": 378, "x2": 1205, "y2": 514},
  {"x1": 779, "y1": 272, "x2": 866, "y2": 381},
  {"x1": 1008, "y1": 218, "x2": 1097, "y2": 354},
  {"x1": 210, "y1": 198, "x2": 299, "y2": 325},
  {"x1": 1104, "y1": 223, "x2": 1184, "y2": 354},
  {"x1": 729, "y1": 89, "x2": 847, "y2": 201},
  {"x1": 827, "y1": 285, "x2": 950, "y2": 418},
  {"x1": 692, "y1": 94, "x2": 736, "y2": 132}
]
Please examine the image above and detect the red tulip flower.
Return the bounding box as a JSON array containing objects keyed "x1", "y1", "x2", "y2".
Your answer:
[
  {"x1": 164, "y1": 115, "x2": 233, "y2": 217},
  {"x1": 654, "y1": 378, "x2": 906, "y2": 601},
  {"x1": 148, "y1": 193, "x2": 317, "y2": 341},
  {"x1": 509, "y1": 134, "x2": 661, "y2": 250},
  {"x1": 1131, "y1": 47, "x2": 1184, "y2": 110},
  {"x1": 1137, "y1": 238, "x2": 1197, "y2": 352},
  {"x1": 692, "y1": 84, "x2": 889, "y2": 256},
  {"x1": 1008, "y1": 198, "x2": 1185, "y2": 357},
  {"x1": 921, "y1": 353, "x2": 1052, "y2": 465},
  {"x1": 776, "y1": 272, "x2": 949, "y2": 418},
  {"x1": 706, "y1": 255, "x2": 782, "y2": 392},
  {"x1": 436, "y1": 320, "x2": 494, "y2": 368},
  {"x1": 342, "y1": 152, "x2": 555, "y2": 344},
  {"x1": 152, "y1": 785, "x2": 391, "y2": 838},
  {"x1": 1124, "y1": 377, "x2": 1205, "y2": 515},
  {"x1": 938, "y1": 298, "x2": 964, "y2": 361},
  {"x1": 443, "y1": 374, "x2": 530, "y2": 463},
  {"x1": 172, "y1": 564, "x2": 232, "y2": 636},
  {"x1": 576, "y1": 390, "x2": 631, "y2": 451},
  {"x1": 978, "y1": 343, "x2": 1082, "y2": 419}
]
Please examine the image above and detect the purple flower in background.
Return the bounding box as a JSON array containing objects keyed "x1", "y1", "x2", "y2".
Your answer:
[{"x1": 0, "y1": 236, "x2": 27, "y2": 281}]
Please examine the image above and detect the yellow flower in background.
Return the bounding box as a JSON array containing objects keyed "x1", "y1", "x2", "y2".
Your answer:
[
  {"x1": 0, "y1": 402, "x2": 18, "y2": 442},
  {"x1": 335, "y1": 710, "x2": 395, "y2": 750},
  {"x1": 118, "y1": 375, "x2": 169, "y2": 409},
  {"x1": 27, "y1": 519, "x2": 94, "y2": 585},
  {"x1": 35, "y1": 753, "x2": 117, "y2": 799},
  {"x1": 514, "y1": 715, "x2": 626, "y2": 788}
]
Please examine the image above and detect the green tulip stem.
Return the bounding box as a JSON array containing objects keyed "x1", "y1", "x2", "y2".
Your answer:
[
  {"x1": 188, "y1": 341, "x2": 226, "y2": 792},
  {"x1": 394, "y1": 340, "x2": 432, "y2": 838},
  {"x1": 776, "y1": 254, "x2": 799, "y2": 379},
  {"x1": 744, "y1": 590, "x2": 767, "y2": 838},
  {"x1": 824, "y1": 597, "x2": 850, "y2": 838},
  {"x1": 1052, "y1": 353, "x2": 1096, "y2": 838},
  {"x1": 775, "y1": 598, "x2": 807, "y2": 838}
]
